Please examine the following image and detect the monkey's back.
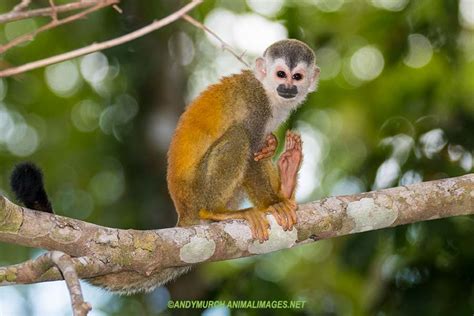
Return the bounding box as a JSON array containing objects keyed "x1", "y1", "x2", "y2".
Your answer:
[{"x1": 167, "y1": 70, "x2": 269, "y2": 224}]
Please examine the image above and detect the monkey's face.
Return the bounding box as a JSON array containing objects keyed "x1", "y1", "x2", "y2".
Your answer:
[{"x1": 255, "y1": 57, "x2": 320, "y2": 104}]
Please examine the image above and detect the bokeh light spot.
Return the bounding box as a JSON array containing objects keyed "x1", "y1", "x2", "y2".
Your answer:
[
  {"x1": 80, "y1": 52, "x2": 109, "y2": 85},
  {"x1": 404, "y1": 34, "x2": 433, "y2": 68},
  {"x1": 89, "y1": 169, "x2": 125, "y2": 205},
  {"x1": 6, "y1": 123, "x2": 39, "y2": 157},
  {"x1": 370, "y1": 0, "x2": 409, "y2": 11},
  {"x1": 313, "y1": 0, "x2": 345, "y2": 12},
  {"x1": 373, "y1": 158, "x2": 400, "y2": 189},
  {"x1": 459, "y1": 0, "x2": 474, "y2": 29},
  {"x1": 45, "y1": 61, "x2": 82, "y2": 97},
  {"x1": 316, "y1": 47, "x2": 342, "y2": 80},
  {"x1": 419, "y1": 128, "x2": 447, "y2": 159},
  {"x1": 71, "y1": 99, "x2": 102, "y2": 132},
  {"x1": 246, "y1": 0, "x2": 284, "y2": 17},
  {"x1": 168, "y1": 32, "x2": 195, "y2": 66},
  {"x1": 350, "y1": 45, "x2": 384, "y2": 81}
]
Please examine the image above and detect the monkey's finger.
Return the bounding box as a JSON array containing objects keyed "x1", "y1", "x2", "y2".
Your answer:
[
  {"x1": 254, "y1": 152, "x2": 271, "y2": 161},
  {"x1": 274, "y1": 203, "x2": 290, "y2": 231},
  {"x1": 246, "y1": 214, "x2": 260, "y2": 240},
  {"x1": 266, "y1": 135, "x2": 277, "y2": 145},
  {"x1": 287, "y1": 132, "x2": 295, "y2": 150},
  {"x1": 268, "y1": 205, "x2": 284, "y2": 228},
  {"x1": 296, "y1": 135, "x2": 302, "y2": 150},
  {"x1": 284, "y1": 200, "x2": 298, "y2": 227},
  {"x1": 254, "y1": 144, "x2": 276, "y2": 156},
  {"x1": 257, "y1": 213, "x2": 270, "y2": 241},
  {"x1": 249, "y1": 211, "x2": 267, "y2": 242}
]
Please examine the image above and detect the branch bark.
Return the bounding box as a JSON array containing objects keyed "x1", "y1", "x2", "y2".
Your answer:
[{"x1": 1, "y1": 174, "x2": 472, "y2": 287}]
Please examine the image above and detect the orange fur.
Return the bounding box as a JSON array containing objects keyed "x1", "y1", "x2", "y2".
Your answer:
[{"x1": 167, "y1": 72, "x2": 257, "y2": 223}]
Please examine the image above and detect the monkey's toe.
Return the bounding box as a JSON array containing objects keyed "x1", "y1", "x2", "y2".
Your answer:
[
  {"x1": 268, "y1": 199, "x2": 297, "y2": 230},
  {"x1": 242, "y1": 210, "x2": 270, "y2": 242}
]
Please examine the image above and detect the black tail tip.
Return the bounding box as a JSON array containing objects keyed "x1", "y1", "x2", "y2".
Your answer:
[{"x1": 10, "y1": 162, "x2": 53, "y2": 213}]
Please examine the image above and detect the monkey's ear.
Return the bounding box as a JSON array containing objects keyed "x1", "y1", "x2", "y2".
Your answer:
[
  {"x1": 308, "y1": 66, "x2": 321, "y2": 92},
  {"x1": 255, "y1": 57, "x2": 266, "y2": 80}
]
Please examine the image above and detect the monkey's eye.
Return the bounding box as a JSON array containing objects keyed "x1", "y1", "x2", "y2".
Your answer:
[
  {"x1": 292, "y1": 73, "x2": 303, "y2": 81},
  {"x1": 276, "y1": 71, "x2": 287, "y2": 78}
]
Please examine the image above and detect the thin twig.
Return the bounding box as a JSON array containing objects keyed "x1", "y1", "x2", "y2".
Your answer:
[
  {"x1": 0, "y1": 0, "x2": 118, "y2": 54},
  {"x1": 12, "y1": 0, "x2": 31, "y2": 12},
  {"x1": 48, "y1": 252, "x2": 91, "y2": 316},
  {"x1": 182, "y1": 14, "x2": 251, "y2": 68},
  {"x1": 48, "y1": 0, "x2": 58, "y2": 21},
  {"x1": 0, "y1": 255, "x2": 117, "y2": 286},
  {"x1": 0, "y1": 251, "x2": 92, "y2": 315},
  {"x1": 112, "y1": 5, "x2": 123, "y2": 14},
  {"x1": 0, "y1": 0, "x2": 107, "y2": 24},
  {"x1": 0, "y1": 0, "x2": 203, "y2": 77}
]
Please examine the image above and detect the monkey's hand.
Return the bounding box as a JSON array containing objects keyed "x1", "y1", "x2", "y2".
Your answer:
[
  {"x1": 253, "y1": 133, "x2": 278, "y2": 161},
  {"x1": 278, "y1": 131, "x2": 303, "y2": 200}
]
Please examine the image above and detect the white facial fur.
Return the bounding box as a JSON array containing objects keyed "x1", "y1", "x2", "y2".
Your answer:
[{"x1": 254, "y1": 57, "x2": 320, "y2": 133}]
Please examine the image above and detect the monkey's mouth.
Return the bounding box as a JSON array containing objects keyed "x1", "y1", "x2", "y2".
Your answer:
[
  {"x1": 277, "y1": 85, "x2": 297, "y2": 99},
  {"x1": 277, "y1": 92, "x2": 297, "y2": 99}
]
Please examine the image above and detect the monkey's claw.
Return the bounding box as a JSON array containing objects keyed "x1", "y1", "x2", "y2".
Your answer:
[
  {"x1": 267, "y1": 199, "x2": 297, "y2": 231},
  {"x1": 254, "y1": 133, "x2": 278, "y2": 161}
]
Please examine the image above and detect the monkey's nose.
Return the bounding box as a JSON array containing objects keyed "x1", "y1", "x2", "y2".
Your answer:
[{"x1": 277, "y1": 84, "x2": 298, "y2": 99}]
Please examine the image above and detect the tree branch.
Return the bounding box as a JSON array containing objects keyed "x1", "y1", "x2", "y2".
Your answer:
[
  {"x1": 12, "y1": 0, "x2": 31, "y2": 13},
  {"x1": 0, "y1": 0, "x2": 119, "y2": 54},
  {"x1": 0, "y1": 250, "x2": 94, "y2": 315},
  {"x1": 1, "y1": 174, "x2": 472, "y2": 286},
  {"x1": 0, "y1": 0, "x2": 203, "y2": 77},
  {"x1": 0, "y1": 0, "x2": 108, "y2": 24},
  {"x1": 48, "y1": 251, "x2": 91, "y2": 316}
]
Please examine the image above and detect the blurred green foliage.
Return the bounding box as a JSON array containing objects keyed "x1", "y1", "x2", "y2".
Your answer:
[{"x1": 0, "y1": 0, "x2": 473, "y2": 315}]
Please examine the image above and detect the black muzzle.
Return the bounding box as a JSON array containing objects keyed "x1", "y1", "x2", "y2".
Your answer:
[{"x1": 277, "y1": 85, "x2": 297, "y2": 99}]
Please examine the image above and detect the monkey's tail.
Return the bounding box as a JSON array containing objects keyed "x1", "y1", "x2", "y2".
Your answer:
[
  {"x1": 10, "y1": 162, "x2": 54, "y2": 213},
  {"x1": 9, "y1": 162, "x2": 191, "y2": 294},
  {"x1": 88, "y1": 266, "x2": 192, "y2": 295}
]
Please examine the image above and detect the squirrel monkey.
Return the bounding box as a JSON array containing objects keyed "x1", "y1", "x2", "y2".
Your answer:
[
  {"x1": 10, "y1": 39, "x2": 319, "y2": 294},
  {"x1": 168, "y1": 39, "x2": 320, "y2": 241}
]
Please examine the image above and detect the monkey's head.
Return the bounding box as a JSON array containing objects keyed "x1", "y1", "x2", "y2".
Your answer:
[{"x1": 255, "y1": 39, "x2": 320, "y2": 105}]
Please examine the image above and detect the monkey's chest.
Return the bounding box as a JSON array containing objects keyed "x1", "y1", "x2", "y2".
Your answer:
[{"x1": 265, "y1": 104, "x2": 294, "y2": 134}]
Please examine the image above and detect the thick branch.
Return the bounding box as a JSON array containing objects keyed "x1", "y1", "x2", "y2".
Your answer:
[{"x1": 0, "y1": 174, "x2": 472, "y2": 285}]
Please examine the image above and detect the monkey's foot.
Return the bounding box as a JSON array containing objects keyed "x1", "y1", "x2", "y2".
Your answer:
[
  {"x1": 278, "y1": 130, "x2": 303, "y2": 199},
  {"x1": 199, "y1": 208, "x2": 270, "y2": 242},
  {"x1": 267, "y1": 199, "x2": 297, "y2": 231},
  {"x1": 254, "y1": 133, "x2": 278, "y2": 161}
]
